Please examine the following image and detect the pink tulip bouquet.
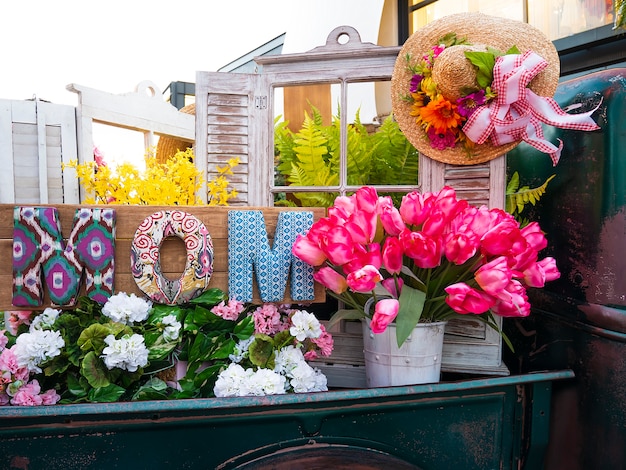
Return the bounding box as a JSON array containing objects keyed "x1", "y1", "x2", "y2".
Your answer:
[{"x1": 292, "y1": 186, "x2": 560, "y2": 347}]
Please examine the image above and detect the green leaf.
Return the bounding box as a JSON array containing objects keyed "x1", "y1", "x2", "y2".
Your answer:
[
  {"x1": 88, "y1": 384, "x2": 126, "y2": 403},
  {"x1": 328, "y1": 309, "x2": 365, "y2": 329},
  {"x1": 233, "y1": 315, "x2": 254, "y2": 339},
  {"x1": 505, "y1": 45, "x2": 521, "y2": 55},
  {"x1": 77, "y1": 323, "x2": 112, "y2": 353},
  {"x1": 66, "y1": 373, "x2": 88, "y2": 398},
  {"x1": 248, "y1": 336, "x2": 275, "y2": 368},
  {"x1": 131, "y1": 378, "x2": 170, "y2": 401},
  {"x1": 209, "y1": 337, "x2": 236, "y2": 360},
  {"x1": 464, "y1": 51, "x2": 496, "y2": 89},
  {"x1": 395, "y1": 285, "x2": 427, "y2": 347},
  {"x1": 80, "y1": 351, "x2": 110, "y2": 389},
  {"x1": 188, "y1": 288, "x2": 227, "y2": 306}
]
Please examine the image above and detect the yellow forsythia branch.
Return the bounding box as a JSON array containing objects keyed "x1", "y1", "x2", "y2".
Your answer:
[{"x1": 63, "y1": 149, "x2": 239, "y2": 206}]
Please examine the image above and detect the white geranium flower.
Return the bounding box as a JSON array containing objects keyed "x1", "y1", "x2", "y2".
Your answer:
[
  {"x1": 274, "y1": 345, "x2": 305, "y2": 376},
  {"x1": 289, "y1": 310, "x2": 322, "y2": 341},
  {"x1": 13, "y1": 329, "x2": 65, "y2": 373},
  {"x1": 289, "y1": 362, "x2": 328, "y2": 393},
  {"x1": 247, "y1": 369, "x2": 286, "y2": 396},
  {"x1": 102, "y1": 292, "x2": 152, "y2": 325},
  {"x1": 29, "y1": 308, "x2": 61, "y2": 331},
  {"x1": 161, "y1": 314, "x2": 181, "y2": 341},
  {"x1": 214, "y1": 363, "x2": 254, "y2": 397},
  {"x1": 229, "y1": 336, "x2": 254, "y2": 363},
  {"x1": 101, "y1": 334, "x2": 149, "y2": 372}
]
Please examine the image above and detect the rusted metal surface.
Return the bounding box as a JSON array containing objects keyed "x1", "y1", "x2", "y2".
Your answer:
[
  {"x1": 0, "y1": 371, "x2": 573, "y2": 469},
  {"x1": 507, "y1": 68, "x2": 626, "y2": 470}
]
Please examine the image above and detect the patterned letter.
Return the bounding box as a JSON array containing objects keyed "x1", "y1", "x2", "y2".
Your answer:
[
  {"x1": 131, "y1": 210, "x2": 213, "y2": 305},
  {"x1": 228, "y1": 211, "x2": 314, "y2": 303},
  {"x1": 13, "y1": 207, "x2": 116, "y2": 307}
]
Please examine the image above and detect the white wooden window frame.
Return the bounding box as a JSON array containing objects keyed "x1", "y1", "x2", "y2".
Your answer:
[{"x1": 195, "y1": 26, "x2": 508, "y2": 374}]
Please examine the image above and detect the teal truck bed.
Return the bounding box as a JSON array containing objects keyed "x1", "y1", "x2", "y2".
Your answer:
[{"x1": 0, "y1": 370, "x2": 573, "y2": 469}]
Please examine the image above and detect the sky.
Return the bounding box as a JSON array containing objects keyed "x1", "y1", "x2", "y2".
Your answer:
[
  {"x1": 1, "y1": 1, "x2": 383, "y2": 104},
  {"x1": 0, "y1": 0, "x2": 383, "y2": 165}
]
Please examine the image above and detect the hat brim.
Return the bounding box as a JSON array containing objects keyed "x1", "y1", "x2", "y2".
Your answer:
[{"x1": 391, "y1": 12, "x2": 560, "y2": 165}]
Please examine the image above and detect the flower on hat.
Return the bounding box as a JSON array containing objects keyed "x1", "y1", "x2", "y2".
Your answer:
[{"x1": 404, "y1": 32, "x2": 508, "y2": 156}]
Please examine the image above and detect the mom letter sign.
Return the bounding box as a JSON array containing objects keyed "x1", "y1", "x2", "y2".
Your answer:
[{"x1": 0, "y1": 205, "x2": 325, "y2": 310}]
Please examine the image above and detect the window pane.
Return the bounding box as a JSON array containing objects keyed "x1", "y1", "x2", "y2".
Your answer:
[
  {"x1": 272, "y1": 79, "x2": 418, "y2": 207},
  {"x1": 528, "y1": 0, "x2": 613, "y2": 40},
  {"x1": 409, "y1": 0, "x2": 523, "y2": 32},
  {"x1": 346, "y1": 81, "x2": 419, "y2": 189},
  {"x1": 272, "y1": 82, "x2": 341, "y2": 207}
]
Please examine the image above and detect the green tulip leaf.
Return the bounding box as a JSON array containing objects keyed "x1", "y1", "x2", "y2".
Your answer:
[{"x1": 395, "y1": 285, "x2": 427, "y2": 347}]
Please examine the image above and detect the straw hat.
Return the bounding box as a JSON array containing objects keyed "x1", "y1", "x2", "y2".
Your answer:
[
  {"x1": 155, "y1": 103, "x2": 195, "y2": 163},
  {"x1": 391, "y1": 12, "x2": 560, "y2": 165}
]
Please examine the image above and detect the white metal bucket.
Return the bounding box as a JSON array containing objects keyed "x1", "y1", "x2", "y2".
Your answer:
[{"x1": 362, "y1": 320, "x2": 447, "y2": 387}]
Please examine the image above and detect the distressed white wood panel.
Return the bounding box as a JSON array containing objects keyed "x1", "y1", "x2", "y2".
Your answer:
[
  {"x1": 0, "y1": 99, "x2": 78, "y2": 204},
  {"x1": 195, "y1": 71, "x2": 270, "y2": 206}
]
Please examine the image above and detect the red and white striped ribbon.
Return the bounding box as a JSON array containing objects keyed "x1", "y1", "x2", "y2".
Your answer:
[{"x1": 463, "y1": 51, "x2": 601, "y2": 165}]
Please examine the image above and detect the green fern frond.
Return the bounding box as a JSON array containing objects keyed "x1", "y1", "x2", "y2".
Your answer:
[{"x1": 505, "y1": 173, "x2": 556, "y2": 216}]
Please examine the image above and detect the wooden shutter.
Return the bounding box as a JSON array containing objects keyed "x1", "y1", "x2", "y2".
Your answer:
[
  {"x1": 0, "y1": 99, "x2": 79, "y2": 204},
  {"x1": 194, "y1": 71, "x2": 271, "y2": 206}
]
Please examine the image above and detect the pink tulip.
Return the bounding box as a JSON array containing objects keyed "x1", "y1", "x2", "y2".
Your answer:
[
  {"x1": 444, "y1": 232, "x2": 478, "y2": 265},
  {"x1": 313, "y1": 267, "x2": 349, "y2": 294},
  {"x1": 345, "y1": 243, "x2": 382, "y2": 273},
  {"x1": 475, "y1": 256, "x2": 513, "y2": 296},
  {"x1": 292, "y1": 235, "x2": 327, "y2": 266},
  {"x1": 422, "y1": 208, "x2": 450, "y2": 237},
  {"x1": 480, "y1": 218, "x2": 521, "y2": 256},
  {"x1": 445, "y1": 283, "x2": 495, "y2": 314},
  {"x1": 329, "y1": 195, "x2": 356, "y2": 220},
  {"x1": 305, "y1": 218, "x2": 334, "y2": 245},
  {"x1": 460, "y1": 205, "x2": 500, "y2": 239},
  {"x1": 400, "y1": 191, "x2": 432, "y2": 227},
  {"x1": 508, "y1": 238, "x2": 538, "y2": 272},
  {"x1": 523, "y1": 257, "x2": 560, "y2": 287},
  {"x1": 400, "y1": 229, "x2": 442, "y2": 269},
  {"x1": 347, "y1": 208, "x2": 378, "y2": 243},
  {"x1": 381, "y1": 276, "x2": 403, "y2": 298},
  {"x1": 322, "y1": 226, "x2": 355, "y2": 266},
  {"x1": 370, "y1": 298, "x2": 399, "y2": 333},
  {"x1": 346, "y1": 265, "x2": 382, "y2": 292},
  {"x1": 378, "y1": 196, "x2": 405, "y2": 236},
  {"x1": 520, "y1": 222, "x2": 548, "y2": 252},
  {"x1": 382, "y1": 237, "x2": 403, "y2": 274},
  {"x1": 432, "y1": 186, "x2": 467, "y2": 220},
  {"x1": 492, "y1": 281, "x2": 531, "y2": 317},
  {"x1": 355, "y1": 186, "x2": 379, "y2": 213}
]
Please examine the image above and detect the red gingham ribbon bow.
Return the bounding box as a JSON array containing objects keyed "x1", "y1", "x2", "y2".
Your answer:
[{"x1": 463, "y1": 51, "x2": 601, "y2": 165}]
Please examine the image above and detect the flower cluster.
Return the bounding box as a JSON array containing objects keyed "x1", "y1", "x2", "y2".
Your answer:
[
  {"x1": 1, "y1": 293, "x2": 179, "y2": 406},
  {"x1": 406, "y1": 32, "x2": 516, "y2": 153},
  {"x1": 292, "y1": 186, "x2": 560, "y2": 347},
  {"x1": 210, "y1": 301, "x2": 332, "y2": 397},
  {"x1": 63, "y1": 148, "x2": 239, "y2": 206},
  {"x1": 1, "y1": 289, "x2": 333, "y2": 406}
]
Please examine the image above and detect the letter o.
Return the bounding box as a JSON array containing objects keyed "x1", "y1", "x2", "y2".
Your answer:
[{"x1": 131, "y1": 210, "x2": 213, "y2": 305}]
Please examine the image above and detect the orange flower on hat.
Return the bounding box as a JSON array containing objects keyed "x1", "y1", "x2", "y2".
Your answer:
[{"x1": 419, "y1": 96, "x2": 462, "y2": 134}]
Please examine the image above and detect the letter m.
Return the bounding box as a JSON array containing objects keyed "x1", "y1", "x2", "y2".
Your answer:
[
  {"x1": 228, "y1": 210, "x2": 314, "y2": 303},
  {"x1": 12, "y1": 207, "x2": 116, "y2": 307}
]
